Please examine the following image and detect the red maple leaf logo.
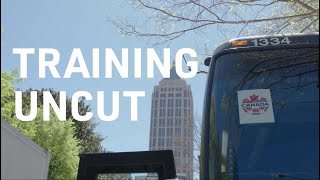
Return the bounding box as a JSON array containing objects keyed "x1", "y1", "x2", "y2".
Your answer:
[{"x1": 241, "y1": 94, "x2": 269, "y2": 115}]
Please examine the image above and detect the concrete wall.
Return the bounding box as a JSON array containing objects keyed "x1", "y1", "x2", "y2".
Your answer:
[{"x1": 1, "y1": 119, "x2": 50, "y2": 179}]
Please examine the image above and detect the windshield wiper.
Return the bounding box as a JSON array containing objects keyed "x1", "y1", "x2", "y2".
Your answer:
[{"x1": 272, "y1": 173, "x2": 308, "y2": 180}]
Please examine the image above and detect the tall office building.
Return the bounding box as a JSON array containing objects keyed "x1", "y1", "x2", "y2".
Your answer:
[{"x1": 149, "y1": 64, "x2": 194, "y2": 180}]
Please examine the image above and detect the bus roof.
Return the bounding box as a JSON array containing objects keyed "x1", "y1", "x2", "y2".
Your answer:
[
  {"x1": 203, "y1": 32, "x2": 319, "y2": 66},
  {"x1": 213, "y1": 32, "x2": 319, "y2": 56}
]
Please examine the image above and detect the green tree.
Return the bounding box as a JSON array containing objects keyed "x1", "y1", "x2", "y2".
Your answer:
[
  {"x1": 22, "y1": 88, "x2": 105, "y2": 153},
  {"x1": 1, "y1": 71, "x2": 38, "y2": 138},
  {"x1": 32, "y1": 108, "x2": 80, "y2": 179},
  {"x1": 1, "y1": 72, "x2": 80, "y2": 179},
  {"x1": 1, "y1": 70, "x2": 19, "y2": 120}
]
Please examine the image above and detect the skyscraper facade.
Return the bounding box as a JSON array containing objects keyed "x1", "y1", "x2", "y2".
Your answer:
[{"x1": 149, "y1": 66, "x2": 194, "y2": 180}]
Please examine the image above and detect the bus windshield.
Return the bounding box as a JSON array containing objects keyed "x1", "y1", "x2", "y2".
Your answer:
[{"x1": 210, "y1": 47, "x2": 319, "y2": 180}]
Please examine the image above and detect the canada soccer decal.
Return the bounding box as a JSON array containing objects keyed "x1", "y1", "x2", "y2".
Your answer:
[
  {"x1": 237, "y1": 89, "x2": 275, "y2": 124},
  {"x1": 241, "y1": 94, "x2": 269, "y2": 115}
]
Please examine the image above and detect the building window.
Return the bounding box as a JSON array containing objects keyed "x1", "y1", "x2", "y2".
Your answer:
[
  {"x1": 153, "y1": 138, "x2": 156, "y2": 147},
  {"x1": 183, "y1": 150, "x2": 187, "y2": 157},
  {"x1": 176, "y1": 149, "x2": 181, "y2": 157},
  {"x1": 175, "y1": 108, "x2": 181, "y2": 117},
  {"x1": 176, "y1": 93, "x2": 181, "y2": 97},
  {"x1": 167, "y1": 109, "x2": 171, "y2": 117},
  {"x1": 159, "y1": 128, "x2": 165, "y2": 137},
  {"x1": 158, "y1": 138, "x2": 165, "y2": 147},
  {"x1": 153, "y1": 118, "x2": 157, "y2": 127},
  {"x1": 167, "y1": 118, "x2": 173, "y2": 127},
  {"x1": 160, "y1": 99, "x2": 166, "y2": 108},
  {"x1": 167, "y1": 127, "x2": 173, "y2": 137},
  {"x1": 175, "y1": 118, "x2": 181, "y2": 126},
  {"x1": 174, "y1": 150, "x2": 177, "y2": 157},
  {"x1": 175, "y1": 99, "x2": 181, "y2": 107},
  {"x1": 160, "y1": 109, "x2": 166, "y2": 117},
  {"x1": 159, "y1": 118, "x2": 165, "y2": 127},
  {"x1": 168, "y1": 99, "x2": 174, "y2": 107},
  {"x1": 160, "y1": 93, "x2": 166, "y2": 98},
  {"x1": 155, "y1": 100, "x2": 158, "y2": 108},
  {"x1": 184, "y1": 130, "x2": 188, "y2": 137},
  {"x1": 175, "y1": 127, "x2": 181, "y2": 136},
  {"x1": 168, "y1": 109, "x2": 173, "y2": 117},
  {"x1": 153, "y1": 128, "x2": 157, "y2": 136}
]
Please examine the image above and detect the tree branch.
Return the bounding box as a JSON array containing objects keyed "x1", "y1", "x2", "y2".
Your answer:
[
  {"x1": 300, "y1": 17, "x2": 320, "y2": 32},
  {"x1": 279, "y1": 0, "x2": 317, "y2": 12}
]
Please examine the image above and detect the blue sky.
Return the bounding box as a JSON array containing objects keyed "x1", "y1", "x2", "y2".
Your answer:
[{"x1": 1, "y1": 0, "x2": 220, "y2": 152}]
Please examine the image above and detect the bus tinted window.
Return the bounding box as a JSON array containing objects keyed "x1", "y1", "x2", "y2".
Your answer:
[{"x1": 209, "y1": 48, "x2": 319, "y2": 180}]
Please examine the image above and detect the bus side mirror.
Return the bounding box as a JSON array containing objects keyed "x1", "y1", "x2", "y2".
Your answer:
[{"x1": 204, "y1": 57, "x2": 211, "y2": 66}]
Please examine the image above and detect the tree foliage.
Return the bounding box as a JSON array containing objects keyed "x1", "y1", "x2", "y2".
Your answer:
[
  {"x1": 1, "y1": 72, "x2": 80, "y2": 179},
  {"x1": 111, "y1": 0, "x2": 319, "y2": 46},
  {"x1": 22, "y1": 88, "x2": 105, "y2": 153},
  {"x1": 32, "y1": 108, "x2": 80, "y2": 179},
  {"x1": 97, "y1": 173, "x2": 132, "y2": 180}
]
